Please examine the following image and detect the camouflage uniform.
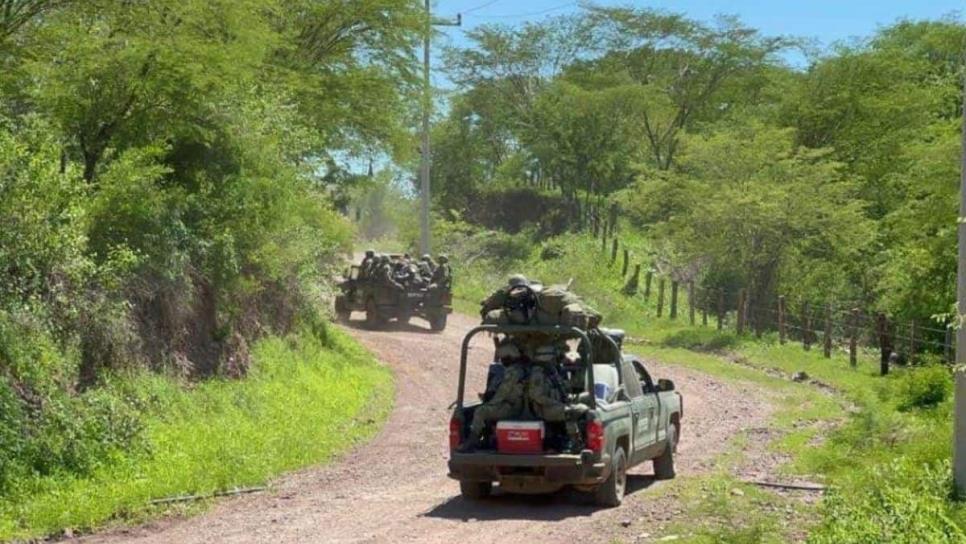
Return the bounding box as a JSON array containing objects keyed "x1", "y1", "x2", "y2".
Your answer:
[
  {"x1": 359, "y1": 249, "x2": 376, "y2": 280},
  {"x1": 431, "y1": 255, "x2": 452, "y2": 290},
  {"x1": 379, "y1": 257, "x2": 403, "y2": 290},
  {"x1": 479, "y1": 274, "x2": 527, "y2": 317},
  {"x1": 466, "y1": 364, "x2": 527, "y2": 438},
  {"x1": 459, "y1": 342, "x2": 527, "y2": 451},
  {"x1": 527, "y1": 345, "x2": 588, "y2": 448},
  {"x1": 418, "y1": 254, "x2": 436, "y2": 282}
]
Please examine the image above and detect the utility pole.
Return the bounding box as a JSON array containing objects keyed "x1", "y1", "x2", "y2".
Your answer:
[
  {"x1": 955, "y1": 64, "x2": 966, "y2": 497},
  {"x1": 419, "y1": 2, "x2": 460, "y2": 256}
]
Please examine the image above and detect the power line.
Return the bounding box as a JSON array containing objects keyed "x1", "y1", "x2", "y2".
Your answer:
[
  {"x1": 469, "y1": 1, "x2": 577, "y2": 19},
  {"x1": 461, "y1": 0, "x2": 502, "y2": 15}
]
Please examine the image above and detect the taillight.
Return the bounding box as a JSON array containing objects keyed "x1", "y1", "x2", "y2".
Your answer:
[
  {"x1": 449, "y1": 416, "x2": 462, "y2": 450},
  {"x1": 586, "y1": 419, "x2": 604, "y2": 454}
]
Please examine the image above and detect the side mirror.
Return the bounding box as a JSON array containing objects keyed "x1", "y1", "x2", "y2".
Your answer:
[{"x1": 657, "y1": 379, "x2": 675, "y2": 392}]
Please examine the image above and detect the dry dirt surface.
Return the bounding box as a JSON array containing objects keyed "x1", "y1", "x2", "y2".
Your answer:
[{"x1": 79, "y1": 311, "x2": 773, "y2": 544}]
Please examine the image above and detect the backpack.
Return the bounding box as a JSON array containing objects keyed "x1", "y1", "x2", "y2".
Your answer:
[{"x1": 536, "y1": 285, "x2": 601, "y2": 329}]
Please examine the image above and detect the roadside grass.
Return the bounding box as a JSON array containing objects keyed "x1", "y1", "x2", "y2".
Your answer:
[
  {"x1": 0, "y1": 328, "x2": 392, "y2": 541},
  {"x1": 449, "y1": 230, "x2": 965, "y2": 541}
]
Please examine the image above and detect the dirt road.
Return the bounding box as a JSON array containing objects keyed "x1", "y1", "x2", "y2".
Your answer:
[{"x1": 82, "y1": 312, "x2": 773, "y2": 544}]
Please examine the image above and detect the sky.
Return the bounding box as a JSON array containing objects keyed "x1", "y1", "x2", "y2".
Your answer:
[
  {"x1": 431, "y1": 0, "x2": 965, "y2": 77},
  {"x1": 363, "y1": 0, "x2": 965, "y2": 179}
]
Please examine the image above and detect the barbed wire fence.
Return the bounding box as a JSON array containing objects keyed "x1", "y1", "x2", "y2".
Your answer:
[{"x1": 596, "y1": 225, "x2": 954, "y2": 375}]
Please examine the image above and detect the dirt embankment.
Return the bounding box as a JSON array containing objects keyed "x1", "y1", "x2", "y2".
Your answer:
[{"x1": 79, "y1": 312, "x2": 773, "y2": 544}]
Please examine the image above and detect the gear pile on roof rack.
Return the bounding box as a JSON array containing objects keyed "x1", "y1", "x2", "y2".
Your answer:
[{"x1": 479, "y1": 275, "x2": 601, "y2": 330}]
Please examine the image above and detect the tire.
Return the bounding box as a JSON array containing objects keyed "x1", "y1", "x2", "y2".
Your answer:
[
  {"x1": 459, "y1": 480, "x2": 492, "y2": 500},
  {"x1": 365, "y1": 298, "x2": 385, "y2": 329},
  {"x1": 594, "y1": 447, "x2": 627, "y2": 507},
  {"x1": 653, "y1": 423, "x2": 677, "y2": 480},
  {"x1": 429, "y1": 312, "x2": 447, "y2": 332},
  {"x1": 334, "y1": 296, "x2": 350, "y2": 322}
]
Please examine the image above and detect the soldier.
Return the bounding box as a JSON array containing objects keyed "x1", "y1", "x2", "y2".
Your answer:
[
  {"x1": 527, "y1": 343, "x2": 588, "y2": 451},
  {"x1": 359, "y1": 249, "x2": 376, "y2": 279},
  {"x1": 417, "y1": 254, "x2": 436, "y2": 281},
  {"x1": 379, "y1": 255, "x2": 404, "y2": 291},
  {"x1": 457, "y1": 340, "x2": 528, "y2": 452},
  {"x1": 479, "y1": 274, "x2": 527, "y2": 317},
  {"x1": 431, "y1": 254, "x2": 452, "y2": 291}
]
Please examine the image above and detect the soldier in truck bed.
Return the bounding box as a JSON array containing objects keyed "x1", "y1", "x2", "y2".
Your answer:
[
  {"x1": 457, "y1": 340, "x2": 528, "y2": 453},
  {"x1": 479, "y1": 274, "x2": 528, "y2": 317}
]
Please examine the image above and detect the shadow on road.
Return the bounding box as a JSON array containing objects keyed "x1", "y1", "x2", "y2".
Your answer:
[
  {"x1": 422, "y1": 474, "x2": 657, "y2": 522},
  {"x1": 339, "y1": 315, "x2": 438, "y2": 334}
]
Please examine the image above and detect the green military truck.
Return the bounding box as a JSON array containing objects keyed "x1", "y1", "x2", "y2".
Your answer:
[
  {"x1": 334, "y1": 264, "x2": 452, "y2": 331},
  {"x1": 447, "y1": 325, "x2": 683, "y2": 507}
]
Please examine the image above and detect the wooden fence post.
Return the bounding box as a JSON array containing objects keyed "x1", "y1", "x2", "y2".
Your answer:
[
  {"x1": 657, "y1": 278, "x2": 666, "y2": 317},
  {"x1": 624, "y1": 264, "x2": 641, "y2": 295},
  {"x1": 611, "y1": 238, "x2": 619, "y2": 264},
  {"x1": 778, "y1": 295, "x2": 787, "y2": 345},
  {"x1": 876, "y1": 313, "x2": 892, "y2": 376},
  {"x1": 717, "y1": 291, "x2": 724, "y2": 331},
  {"x1": 947, "y1": 326, "x2": 954, "y2": 363},
  {"x1": 802, "y1": 302, "x2": 812, "y2": 351},
  {"x1": 670, "y1": 281, "x2": 679, "y2": 319},
  {"x1": 909, "y1": 320, "x2": 917, "y2": 364},
  {"x1": 741, "y1": 289, "x2": 751, "y2": 329},
  {"x1": 622, "y1": 249, "x2": 629, "y2": 277},
  {"x1": 688, "y1": 281, "x2": 696, "y2": 326},
  {"x1": 736, "y1": 288, "x2": 746, "y2": 335},
  {"x1": 644, "y1": 270, "x2": 653, "y2": 299},
  {"x1": 823, "y1": 304, "x2": 832, "y2": 359},
  {"x1": 752, "y1": 294, "x2": 763, "y2": 338},
  {"x1": 849, "y1": 308, "x2": 859, "y2": 368}
]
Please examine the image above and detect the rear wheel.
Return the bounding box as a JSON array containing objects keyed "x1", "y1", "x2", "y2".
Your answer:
[
  {"x1": 429, "y1": 312, "x2": 448, "y2": 332},
  {"x1": 459, "y1": 480, "x2": 492, "y2": 500},
  {"x1": 653, "y1": 423, "x2": 677, "y2": 480},
  {"x1": 334, "y1": 296, "x2": 350, "y2": 322},
  {"x1": 594, "y1": 447, "x2": 626, "y2": 507},
  {"x1": 365, "y1": 298, "x2": 385, "y2": 329}
]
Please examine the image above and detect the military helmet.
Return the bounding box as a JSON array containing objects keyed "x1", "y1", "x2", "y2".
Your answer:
[
  {"x1": 421, "y1": 254, "x2": 431, "y2": 262},
  {"x1": 364, "y1": 249, "x2": 375, "y2": 258},
  {"x1": 437, "y1": 254, "x2": 449, "y2": 263},
  {"x1": 507, "y1": 274, "x2": 528, "y2": 287}
]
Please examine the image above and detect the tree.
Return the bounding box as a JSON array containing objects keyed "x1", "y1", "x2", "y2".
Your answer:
[
  {"x1": 625, "y1": 122, "x2": 874, "y2": 317},
  {"x1": 583, "y1": 7, "x2": 791, "y2": 170}
]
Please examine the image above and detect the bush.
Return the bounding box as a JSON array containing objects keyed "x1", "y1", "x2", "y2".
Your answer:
[
  {"x1": 809, "y1": 459, "x2": 963, "y2": 544},
  {"x1": 892, "y1": 365, "x2": 951, "y2": 411}
]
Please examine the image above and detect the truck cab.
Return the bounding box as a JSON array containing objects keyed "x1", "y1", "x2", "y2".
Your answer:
[{"x1": 447, "y1": 325, "x2": 683, "y2": 507}]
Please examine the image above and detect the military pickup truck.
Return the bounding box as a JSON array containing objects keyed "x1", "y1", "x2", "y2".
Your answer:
[
  {"x1": 334, "y1": 264, "x2": 452, "y2": 331},
  {"x1": 448, "y1": 325, "x2": 683, "y2": 507}
]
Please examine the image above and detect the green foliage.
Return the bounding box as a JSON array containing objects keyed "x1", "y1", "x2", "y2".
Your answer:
[
  {"x1": 0, "y1": 0, "x2": 419, "y2": 537},
  {"x1": 621, "y1": 121, "x2": 874, "y2": 306},
  {"x1": 0, "y1": 328, "x2": 392, "y2": 540},
  {"x1": 892, "y1": 365, "x2": 952, "y2": 412},
  {"x1": 809, "y1": 460, "x2": 963, "y2": 544}
]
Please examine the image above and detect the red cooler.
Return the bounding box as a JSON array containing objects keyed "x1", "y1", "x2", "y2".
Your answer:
[{"x1": 495, "y1": 421, "x2": 545, "y2": 454}]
